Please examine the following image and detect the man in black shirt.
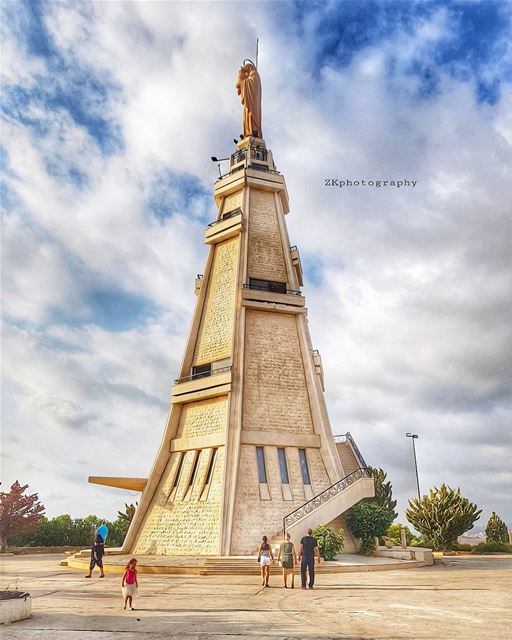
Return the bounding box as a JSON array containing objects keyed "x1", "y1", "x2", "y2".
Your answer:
[{"x1": 298, "y1": 528, "x2": 320, "y2": 589}]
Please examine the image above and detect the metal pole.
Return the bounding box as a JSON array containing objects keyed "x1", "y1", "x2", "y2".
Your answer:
[
  {"x1": 412, "y1": 437, "x2": 420, "y2": 501},
  {"x1": 406, "y1": 433, "x2": 421, "y2": 501}
]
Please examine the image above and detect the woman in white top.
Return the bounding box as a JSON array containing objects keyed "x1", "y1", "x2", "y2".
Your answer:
[{"x1": 257, "y1": 535, "x2": 274, "y2": 587}]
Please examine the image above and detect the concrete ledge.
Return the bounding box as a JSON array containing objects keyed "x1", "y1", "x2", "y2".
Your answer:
[
  {"x1": 0, "y1": 595, "x2": 32, "y2": 625},
  {"x1": 64, "y1": 553, "x2": 426, "y2": 576},
  {"x1": 241, "y1": 431, "x2": 321, "y2": 448},
  {"x1": 171, "y1": 432, "x2": 225, "y2": 452},
  {"x1": 241, "y1": 287, "x2": 305, "y2": 307},
  {"x1": 374, "y1": 546, "x2": 434, "y2": 566}
]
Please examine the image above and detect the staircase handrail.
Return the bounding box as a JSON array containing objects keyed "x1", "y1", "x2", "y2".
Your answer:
[{"x1": 283, "y1": 467, "x2": 369, "y2": 532}]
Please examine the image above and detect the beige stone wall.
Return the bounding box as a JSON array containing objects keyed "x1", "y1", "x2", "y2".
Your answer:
[
  {"x1": 247, "y1": 190, "x2": 288, "y2": 282},
  {"x1": 230, "y1": 444, "x2": 330, "y2": 555},
  {"x1": 193, "y1": 236, "x2": 239, "y2": 365},
  {"x1": 221, "y1": 191, "x2": 242, "y2": 214},
  {"x1": 134, "y1": 446, "x2": 225, "y2": 555},
  {"x1": 176, "y1": 397, "x2": 228, "y2": 439},
  {"x1": 243, "y1": 310, "x2": 314, "y2": 434}
]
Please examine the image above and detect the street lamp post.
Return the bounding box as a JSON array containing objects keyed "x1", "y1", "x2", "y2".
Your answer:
[{"x1": 406, "y1": 433, "x2": 421, "y2": 501}]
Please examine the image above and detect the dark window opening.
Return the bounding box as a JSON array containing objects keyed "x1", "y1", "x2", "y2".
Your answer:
[
  {"x1": 171, "y1": 453, "x2": 185, "y2": 491},
  {"x1": 249, "y1": 278, "x2": 287, "y2": 294},
  {"x1": 187, "y1": 451, "x2": 200, "y2": 491},
  {"x1": 221, "y1": 207, "x2": 242, "y2": 221},
  {"x1": 192, "y1": 363, "x2": 212, "y2": 379},
  {"x1": 205, "y1": 448, "x2": 218, "y2": 486},
  {"x1": 249, "y1": 162, "x2": 269, "y2": 172},
  {"x1": 256, "y1": 447, "x2": 267, "y2": 483},
  {"x1": 278, "y1": 448, "x2": 289, "y2": 484},
  {"x1": 299, "y1": 449, "x2": 311, "y2": 485}
]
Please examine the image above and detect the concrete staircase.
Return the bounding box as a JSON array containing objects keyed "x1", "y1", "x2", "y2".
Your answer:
[{"x1": 283, "y1": 467, "x2": 375, "y2": 544}]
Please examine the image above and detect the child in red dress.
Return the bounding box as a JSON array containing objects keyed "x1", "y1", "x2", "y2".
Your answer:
[{"x1": 121, "y1": 558, "x2": 138, "y2": 610}]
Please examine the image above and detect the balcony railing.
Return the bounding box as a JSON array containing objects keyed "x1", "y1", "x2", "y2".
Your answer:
[
  {"x1": 242, "y1": 283, "x2": 301, "y2": 296},
  {"x1": 333, "y1": 432, "x2": 368, "y2": 470},
  {"x1": 231, "y1": 147, "x2": 268, "y2": 164},
  {"x1": 283, "y1": 467, "x2": 370, "y2": 531},
  {"x1": 207, "y1": 208, "x2": 242, "y2": 228},
  {"x1": 174, "y1": 365, "x2": 232, "y2": 385}
]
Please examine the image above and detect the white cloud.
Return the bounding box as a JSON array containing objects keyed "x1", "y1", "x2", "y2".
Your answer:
[{"x1": 1, "y1": 1, "x2": 511, "y2": 529}]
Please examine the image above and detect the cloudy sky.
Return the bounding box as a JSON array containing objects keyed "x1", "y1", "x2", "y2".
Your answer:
[{"x1": 2, "y1": 0, "x2": 511, "y2": 532}]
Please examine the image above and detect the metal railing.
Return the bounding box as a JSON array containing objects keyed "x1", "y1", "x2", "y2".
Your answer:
[
  {"x1": 231, "y1": 147, "x2": 268, "y2": 164},
  {"x1": 333, "y1": 432, "x2": 368, "y2": 470},
  {"x1": 174, "y1": 365, "x2": 232, "y2": 385},
  {"x1": 243, "y1": 283, "x2": 302, "y2": 296},
  {"x1": 215, "y1": 164, "x2": 280, "y2": 182},
  {"x1": 207, "y1": 208, "x2": 242, "y2": 228},
  {"x1": 283, "y1": 467, "x2": 370, "y2": 531}
]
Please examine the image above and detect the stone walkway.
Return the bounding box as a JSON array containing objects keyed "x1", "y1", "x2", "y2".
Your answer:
[{"x1": 1, "y1": 554, "x2": 511, "y2": 639}]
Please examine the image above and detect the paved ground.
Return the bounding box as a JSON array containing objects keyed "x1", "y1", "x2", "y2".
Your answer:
[{"x1": 1, "y1": 553, "x2": 511, "y2": 639}]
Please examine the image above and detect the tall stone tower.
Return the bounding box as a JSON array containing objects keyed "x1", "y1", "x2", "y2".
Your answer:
[{"x1": 90, "y1": 63, "x2": 374, "y2": 556}]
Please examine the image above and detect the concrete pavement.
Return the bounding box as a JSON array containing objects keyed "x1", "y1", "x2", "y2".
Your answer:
[{"x1": 1, "y1": 553, "x2": 511, "y2": 639}]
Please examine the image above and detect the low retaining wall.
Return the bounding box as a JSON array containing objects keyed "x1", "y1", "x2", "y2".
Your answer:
[
  {"x1": 374, "y1": 546, "x2": 434, "y2": 565},
  {"x1": 0, "y1": 595, "x2": 32, "y2": 625}
]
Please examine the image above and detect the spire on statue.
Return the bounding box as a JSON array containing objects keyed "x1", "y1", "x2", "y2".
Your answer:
[{"x1": 236, "y1": 59, "x2": 262, "y2": 139}]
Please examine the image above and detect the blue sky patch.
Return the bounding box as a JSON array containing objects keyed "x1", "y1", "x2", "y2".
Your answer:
[
  {"x1": 146, "y1": 169, "x2": 214, "y2": 224},
  {"x1": 87, "y1": 288, "x2": 162, "y2": 332}
]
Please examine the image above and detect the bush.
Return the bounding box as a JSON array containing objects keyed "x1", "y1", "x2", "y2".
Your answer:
[
  {"x1": 485, "y1": 512, "x2": 509, "y2": 544},
  {"x1": 406, "y1": 485, "x2": 481, "y2": 551},
  {"x1": 8, "y1": 513, "x2": 130, "y2": 548},
  {"x1": 409, "y1": 537, "x2": 433, "y2": 548},
  {"x1": 311, "y1": 524, "x2": 344, "y2": 560},
  {"x1": 385, "y1": 523, "x2": 421, "y2": 547},
  {"x1": 451, "y1": 542, "x2": 473, "y2": 552},
  {"x1": 470, "y1": 542, "x2": 512, "y2": 554},
  {"x1": 347, "y1": 500, "x2": 393, "y2": 555}
]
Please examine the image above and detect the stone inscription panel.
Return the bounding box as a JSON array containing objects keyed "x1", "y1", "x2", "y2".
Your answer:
[
  {"x1": 194, "y1": 236, "x2": 239, "y2": 365},
  {"x1": 243, "y1": 310, "x2": 314, "y2": 434},
  {"x1": 177, "y1": 396, "x2": 228, "y2": 439},
  {"x1": 221, "y1": 190, "x2": 242, "y2": 214},
  {"x1": 248, "y1": 190, "x2": 288, "y2": 283},
  {"x1": 134, "y1": 447, "x2": 225, "y2": 555},
  {"x1": 230, "y1": 445, "x2": 329, "y2": 555}
]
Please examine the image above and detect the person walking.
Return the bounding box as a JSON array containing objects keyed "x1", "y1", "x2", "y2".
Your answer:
[
  {"x1": 257, "y1": 535, "x2": 274, "y2": 587},
  {"x1": 85, "y1": 533, "x2": 105, "y2": 578},
  {"x1": 277, "y1": 532, "x2": 297, "y2": 588},
  {"x1": 298, "y1": 528, "x2": 320, "y2": 589},
  {"x1": 122, "y1": 558, "x2": 138, "y2": 610}
]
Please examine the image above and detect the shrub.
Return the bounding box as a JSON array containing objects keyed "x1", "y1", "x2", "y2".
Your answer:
[
  {"x1": 386, "y1": 523, "x2": 421, "y2": 547},
  {"x1": 311, "y1": 524, "x2": 344, "y2": 560},
  {"x1": 451, "y1": 542, "x2": 473, "y2": 552},
  {"x1": 470, "y1": 542, "x2": 512, "y2": 554},
  {"x1": 406, "y1": 484, "x2": 481, "y2": 552},
  {"x1": 485, "y1": 512, "x2": 509, "y2": 544},
  {"x1": 347, "y1": 500, "x2": 393, "y2": 555},
  {"x1": 367, "y1": 467, "x2": 398, "y2": 521}
]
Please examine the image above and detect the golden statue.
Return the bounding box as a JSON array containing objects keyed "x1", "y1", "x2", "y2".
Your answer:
[{"x1": 236, "y1": 61, "x2": 262, "y2": 138}]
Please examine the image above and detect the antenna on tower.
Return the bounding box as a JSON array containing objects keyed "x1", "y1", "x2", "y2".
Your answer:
[{"x1": 256, "y1": 38, "x2": 259, "y2": 69}]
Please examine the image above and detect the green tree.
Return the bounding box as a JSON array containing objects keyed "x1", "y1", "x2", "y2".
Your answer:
[
  {"x1": 406, "y1": 484, "x2": 481, "y2": 552},
  {"x1": 347, "y1": 500, "x2": 393, "y2": 555},
  {"x1": 312, "y1": 524, "x2": 344, "y2": 560},
  {"x1": 485, "y1": 512, "x2": 509, "y2": 544},
  {"x1": 108, "y1": 518, "x2": 130, "y2": 546},
  {"x1": 367, "y1": 466, "x2": 398, "y2": 521},
  {"x1": 0, "y1": 482, "x2": 45, "y2": 551}
]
